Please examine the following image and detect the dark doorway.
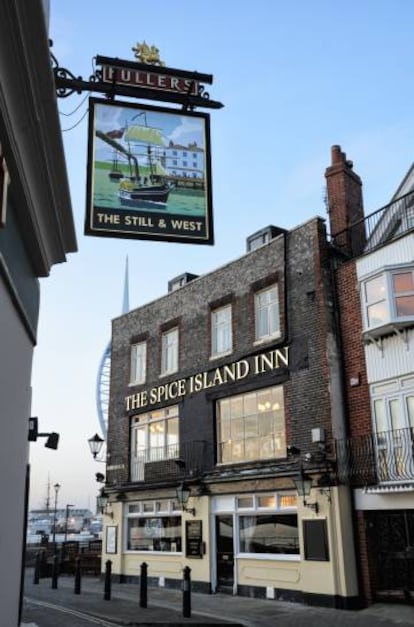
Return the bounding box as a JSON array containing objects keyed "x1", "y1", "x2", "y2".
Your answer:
[
  {"x1": 216, "y1": 515, "x2": 234, "y2": 592},
  {"x1": 366, "y1": 510, "x2": 414, "y2": 602}
]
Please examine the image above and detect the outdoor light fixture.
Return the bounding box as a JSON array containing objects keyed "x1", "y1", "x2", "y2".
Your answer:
[
  {"x1": 28, "y1": 417, "x2": 60, "y2": 450},
  {"x1": 88, "y1": 433, "x2": 106, "y2": 462},
  {"x1": 97, "y1": 489, "x2": 113, "y2": 519},
  {"x1": 175, "y1": 482, "x2": 196, "y2": 516},
  {"x1": 292, "y1": 468, "x2": 319, "y2": 513}
]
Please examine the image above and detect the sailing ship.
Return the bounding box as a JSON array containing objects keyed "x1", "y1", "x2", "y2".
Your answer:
[{"x1": 97, "y1": 114, "x2": 174, "y2": 208}]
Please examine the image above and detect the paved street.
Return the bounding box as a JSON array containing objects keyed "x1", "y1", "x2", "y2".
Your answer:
[{"x1": 22, "y1": 569, "x2": 414, "y2": 627}]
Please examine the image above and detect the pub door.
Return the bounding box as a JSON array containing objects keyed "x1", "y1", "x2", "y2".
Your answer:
[
  {"x1": 367, "y1": 510, "x2": 414, "y2": 602},
  {"x1": 215, "y1": 515, "x2": 234, "y2": 592}
]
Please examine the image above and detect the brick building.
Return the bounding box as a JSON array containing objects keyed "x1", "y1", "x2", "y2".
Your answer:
[
  {"x1": 102, "y1": 202, "x2": 361, "y2": 607},
  {"x1": 329, "y1": 148, "x2": 414, "y2": 604}
]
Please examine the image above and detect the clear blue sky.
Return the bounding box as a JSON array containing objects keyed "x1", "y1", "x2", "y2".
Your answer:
[{"x1": 29, "y1": 0, "x2": 414, "y2": 510}]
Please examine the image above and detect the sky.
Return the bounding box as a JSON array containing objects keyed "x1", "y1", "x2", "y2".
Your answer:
[{"x1": 29, "y1": 0, "x2": 414, "y2": 511}]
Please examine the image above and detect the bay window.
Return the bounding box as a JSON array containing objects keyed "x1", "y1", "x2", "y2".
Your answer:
[{"x1": 361, "y1": 266, "x2": 414, "y2": 335}]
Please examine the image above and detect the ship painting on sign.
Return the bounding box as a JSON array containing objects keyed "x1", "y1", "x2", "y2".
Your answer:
[{"x1": 96, "y1": 113, "x2": 174, "y2": 208}]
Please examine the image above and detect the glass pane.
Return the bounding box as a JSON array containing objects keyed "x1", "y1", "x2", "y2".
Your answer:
[
  {"x1": 259, "y1": 435, "x2": 274, "y2": 458},
  {"x1": 218, "y1": 416, "x2": 231, "y2": 440},
  {"x1": 390, "y1": 398, "x2": 404, "y2": 431},
  {"x1": 374, "y1": 399, "x2": 387, "y2": 433},
  {"x1": 258, "y1": 413, "x2": 273, "y2": 435},
  {"x1": 237, "y1": 496, "x2": 254, "y2": 508},
  {"x1": 393, "y1": 272, "x2": 414, "y2": 293},
  {"x1": 244, "y1": 438, "x2": 259, "y2": 460},
  {"x1": 220, "y1": 399, "x2": 231, "y2": 420},
  {"x1": 395, "y1": 295, "x2": 414, "y2": 316},
  {"x1": 232, "y1": 441, "x2": 244, "y2": 461},
  {"x1": 244, "y1": 392, "x2": 257, "y2": 416},
  {"x1": 221, "y1": 441, "x2": 232, "y2": 463},
  {"x1": 239, "y1": 514, "x2": 299, "y2": 554},
  {"x1": 406, "y1": 396, "x2": 414, "y2": 428},
  {"x1": 365, "y1": 275, "x2": 386, "y2": 304},
  {"x1": 367, "y1": 301, "x2": 388, "y2": 326},
  {"x1": 269, "y1": 301, "x2": 280, "y2": 335},
  {"x1": 245, "y1": 416, "x2": 258, "y2": 437},
  {"x1": 231, "y1": 418, "x2": 244, "y2": 439},
  {"x1": 258, "y1": 495, "x2": 276, "y2": 508},
  {"x1": 230, "y1": 396, "x2": 243, "y2": 419}
]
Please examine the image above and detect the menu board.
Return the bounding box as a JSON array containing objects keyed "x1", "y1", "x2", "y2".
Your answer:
[{"x1": 185, "y1": 520, "x2": 203, "y2": 558}]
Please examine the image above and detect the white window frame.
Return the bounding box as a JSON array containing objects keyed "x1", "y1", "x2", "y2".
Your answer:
[
  {"x1": 161, "y1": 327, "x2": 179, "y2": 375},
  {"x1": 254, "y1": 284, "x2": 280, "y2": 342},
  {"x1": 211, "y1": 304, "x2": 232, "y2": 358},
  {"x1": 130, "y1": 406, "x2": 179, "y2": 481},
  {"x1": 125, "y1": 499, "x2": 182, "y2": 553},
  {"x1": 216, "y1": 385, "x2": 286, "y2": 465},
  {"x1": 130, "y1": 341, "x2": 147, "y2": 385},
  {"x1": 361, "y1": 265, "x2": 414, "y2": 334},
  {"x1": 371, "y1": 376, "x2": 414, "y2": 482}
]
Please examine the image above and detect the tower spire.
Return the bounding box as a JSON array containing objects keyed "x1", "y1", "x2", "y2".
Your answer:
[{"x1": 122, "y1": 255, "x2": 130, "y2": 314}]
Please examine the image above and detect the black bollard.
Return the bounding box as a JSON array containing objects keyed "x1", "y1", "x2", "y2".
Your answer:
[
  {"x1": 74, "y1": 556, "x2": 81, "y2": 595},
  {"x1": 140, "y1": 562, "x2": 148, "y2": 608},
  {"x1": 51, "y1": 554, "x2": 59, "y2": 589},
  {"x1": 33, "y1": 552, "x2": 40, "y2": 584},
  {"x1": 182, "y1": 566, "x2": 191, "y2": 618},
  {"x1": 104, "y1": 559, "x2": 112, "y2": 601}
]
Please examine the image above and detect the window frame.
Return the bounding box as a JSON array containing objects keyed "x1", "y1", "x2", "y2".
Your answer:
[
  {"x1": 361, "y1": 265, "x2": 414, "y2": 335},
  {"x1": 125, "y1": 499, "x2": 182, "y2": 553},
  {"x1": 211, "y1": 303, "x2": 233, "y2": 358},
  {"x1": 130, "y1": 341, "x2": 147, "y2": 385},
  {"x1": 161, "y1": 327, "x2": 179, "y2": 375},
  {"x1": 216, "y1": 385, "x2": 286, "y2": 465},
  {"x1": 254, "y1": 284, "x2": 281, "y2": 342}
]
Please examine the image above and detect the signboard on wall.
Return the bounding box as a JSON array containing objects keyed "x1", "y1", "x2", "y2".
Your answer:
[
  {"x1": 85, "y1": 98, "x2": 214, "y2": 245},
  {"x1": 185, "y1": 520, "x2": 203, "y2": 558}
]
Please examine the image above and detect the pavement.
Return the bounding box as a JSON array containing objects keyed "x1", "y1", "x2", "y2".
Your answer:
[{"x1": 22, "y1": 568, "x2": 414, "y2": 627}]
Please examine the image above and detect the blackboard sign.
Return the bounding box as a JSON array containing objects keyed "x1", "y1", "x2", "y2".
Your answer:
[
  {"x1": 185, "y1": 520, "x2": 203, "y2": 558},
  {"x1": 303, "y1": 519, "x2": 329, "y2": 561}
]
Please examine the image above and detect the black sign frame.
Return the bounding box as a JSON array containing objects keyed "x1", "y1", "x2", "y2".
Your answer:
[
  {"x1": 85, "y1": 98, "x2": 214, "y2": 245},
  {"x1": 185, "y1": 520, "x2": 203, "y2": 558}
]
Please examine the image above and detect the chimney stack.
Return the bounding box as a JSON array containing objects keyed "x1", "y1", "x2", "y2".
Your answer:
[{"x1": 325, "y1": 145, "x2": 366, "y2": 256}]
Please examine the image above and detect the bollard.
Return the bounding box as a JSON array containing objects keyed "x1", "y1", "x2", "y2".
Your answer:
[
  {"x1": 51, "y1": 554, "x2": 59, "y2": 589},
  {"x1": 104, "y1": 559, "x2": 112, "y2": 601},
  {"x1": 33, "y1": 552, "x2": 40, "y2": 585},
  {"x1": 74, "y1": 556, "x2": 81, "y2": 595},
  {"x1": 140, "y1": 562, "x2": 148, "y2": 608},
  {"x1": 182, "y1": 566, "x2": 191, "y2": 618}
]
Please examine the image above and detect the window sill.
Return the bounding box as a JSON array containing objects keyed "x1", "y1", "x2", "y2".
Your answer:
[
  {"x1": 209, "y1": 350, "x2": 233, "y2": 361},
  {"x1": 159, "y1": 370, "x2": 179, "y2": 378},
  {"x1": 253, "y1": 332, "x2": 281, "y2": 346}
]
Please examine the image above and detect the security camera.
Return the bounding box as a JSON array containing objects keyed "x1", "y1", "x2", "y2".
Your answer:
[{"x1": 304, "y1": 452, "x2": 314, "y2": 462}]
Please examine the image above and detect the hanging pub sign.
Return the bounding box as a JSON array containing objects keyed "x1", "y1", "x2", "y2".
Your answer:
[{"x1": 85, "y1": 98, "x2": 214, "y2": 244}]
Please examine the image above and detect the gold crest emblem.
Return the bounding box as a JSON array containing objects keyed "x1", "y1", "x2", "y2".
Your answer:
[{"x1": 132, "y1": 42, "x2": 165, "y2": 67}]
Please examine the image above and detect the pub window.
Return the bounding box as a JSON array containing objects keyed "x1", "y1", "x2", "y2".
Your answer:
[
  {"x1": 211, "y1": 304, "x2": 232, "y2": 357},
  {"x1": 216, "y1": 385, "x2": 286, "y2": 464},
  {"x1": 239, "y1": 514, "x2": 299, "y2": 555},
  {"x1": 161, "y1": 327, "x2": 179, "y2": 375},
  {"x1": 130, "y1": 341, "x2": 147, "y2": 385},
  {"x1": 254, "y1": 284, "x2": 280, "y2": 341},
  {"x1": 126, "y1": 500, "x2": 182, "y2": 553}
]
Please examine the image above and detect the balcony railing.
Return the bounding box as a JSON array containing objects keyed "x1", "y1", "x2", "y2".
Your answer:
[
  {"x1": 331, "y1": 190, "x2": 414, "y2": 257},
  {"x1": 336, "y1": 427, "x2": 414, "y2": 487},
  {"x1": 130, "y1": 440, "x2": 210, "y2": 483}
]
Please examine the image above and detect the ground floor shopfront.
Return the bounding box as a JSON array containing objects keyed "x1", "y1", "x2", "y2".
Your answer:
[
  {"x1": 354, "y1": 488, "x2": 414, "y2": 604},
  {"x1": 101, "y1": 483, "x2": 359, "y2": 609}
]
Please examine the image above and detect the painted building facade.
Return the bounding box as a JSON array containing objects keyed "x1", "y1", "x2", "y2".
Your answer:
[
  {"x1": 0, "y1": 2, "x2": 77, "y2": 624},
  {"x1": 103, "y1": 210, "x2": 360, "y2": 608}
]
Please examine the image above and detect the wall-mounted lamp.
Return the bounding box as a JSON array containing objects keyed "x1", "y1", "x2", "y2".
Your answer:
[
  {"x1": 292, "y1": 468, "x2": 319, "y2": 514},
  {"x1": 317, "y1": 473, "x2": 332, "y2": 504},
  {"x1": 175, "y1": 482, "x2": 196, "y2": 516},
  {"x1": 28, "y1": 417, "x2": 59, "y2": 450},
  {"x1": 97, "y1": 490, "x2": 113, "y2": 519},
  {"x1": 88, "y1": 433, "x2": 106, "y2": 463}
]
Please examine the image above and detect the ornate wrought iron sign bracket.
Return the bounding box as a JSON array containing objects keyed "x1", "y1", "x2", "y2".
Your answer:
[{"x1": 50, "y1": 44, "x2": 223, "y2": 111}]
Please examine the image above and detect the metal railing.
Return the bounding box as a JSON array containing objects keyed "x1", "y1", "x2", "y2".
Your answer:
[
  {"x1": 331, "y1": 190, "x2": 414, "y2": 257},
  {"x1": 336, "y1": 427, "x2": 414, "y2": 486},
  {"x1": 130, "y1": 440, "x2": 210, "y2": 483}
]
